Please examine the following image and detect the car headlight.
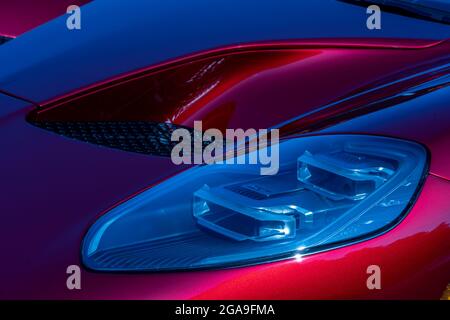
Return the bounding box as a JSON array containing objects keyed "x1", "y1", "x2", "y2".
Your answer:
[{"x1": 82, "y1": 134, "x2": 427, "y2": 271}]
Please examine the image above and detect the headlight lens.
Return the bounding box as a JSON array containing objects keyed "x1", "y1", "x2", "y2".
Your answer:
[{"x1": 82, "y1": 135, "x2": 427, "y2": 271}]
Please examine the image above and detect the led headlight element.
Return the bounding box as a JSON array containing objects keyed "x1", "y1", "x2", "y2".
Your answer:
[{"x1": 82, "y1": 135, "x2": 427, "y2": 271}]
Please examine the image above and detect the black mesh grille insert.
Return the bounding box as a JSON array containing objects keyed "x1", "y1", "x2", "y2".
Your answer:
[
  {"x1": 0, "y1": 36, "x2": 12, "y2": 45},
  {"x1": 29, "y1": 121, "x2": 199, "y2": 157}
]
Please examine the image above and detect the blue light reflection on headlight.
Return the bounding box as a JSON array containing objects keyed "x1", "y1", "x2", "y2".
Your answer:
[{"x1": 82, "y1": 135, "x2": 427, "y2": 271}]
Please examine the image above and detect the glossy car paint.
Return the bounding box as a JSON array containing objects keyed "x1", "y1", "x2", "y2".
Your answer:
[
  {"x1": 0, "y1": 0, "x2": 449, "y2": 299},
  {"x1": 0, "y1": 0, "x2": 91, "y2": 37}
]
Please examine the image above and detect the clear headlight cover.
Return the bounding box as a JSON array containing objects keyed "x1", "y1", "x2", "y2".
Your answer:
[{"x1": 82, "y1": 135, "x2": 427, "y2": 271}]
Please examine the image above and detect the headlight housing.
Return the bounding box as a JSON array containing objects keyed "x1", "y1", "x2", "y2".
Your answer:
[{"x1": 82, "y1": 135, "x2": 427, "y2": 271}]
